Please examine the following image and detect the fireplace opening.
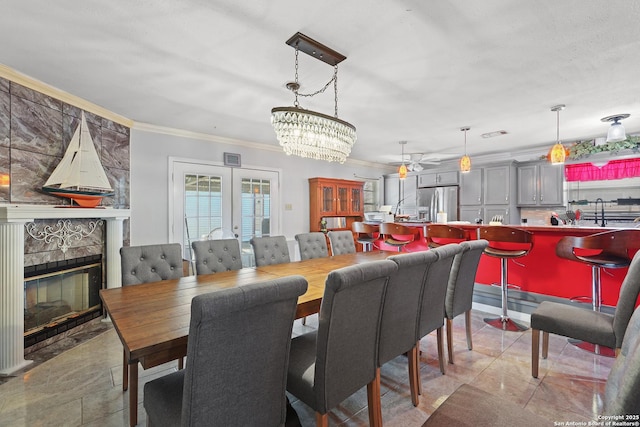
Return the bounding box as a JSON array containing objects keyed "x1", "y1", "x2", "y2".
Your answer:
[{"x1": 24, "y1": 255, "x2": 103, "y2": 348}]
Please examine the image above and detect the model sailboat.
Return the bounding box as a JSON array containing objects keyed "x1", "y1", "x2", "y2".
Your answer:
[{"x1": 42, "y1": 112, "x2": 114, "y2": 207}]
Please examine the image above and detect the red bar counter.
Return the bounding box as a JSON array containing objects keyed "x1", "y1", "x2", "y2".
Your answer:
[{"x1": 459, "y1": 225, "x2": 640, "y2": 308}]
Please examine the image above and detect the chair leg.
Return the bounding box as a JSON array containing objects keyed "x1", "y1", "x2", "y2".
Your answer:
[
  {"x1": 532, "y1": 328, "x2": 539, "y2": 378},
  {"x1": 302, "y1": 316, "x2": 307, "y2": 326},
  {"x1": 465, "y1": 310, "x2": 473, "y2": 351},
  {"x1": 178, "y1": 357, "x2": 184, "y2": 370},
  {"x1": 446, "y1": 318, "x2": 454, "y2": 364},
  {"x1": 315, "y1": 412, "x2": 329, "y2": 427},
  {"x1": 122, "y1": 349, "x2": 128, "y2": 391},
  {"x1": 407, "y1": 346, "x2": 419, "y2": 406},
  {"x1": 436, "y1": 327, "x2": 446, "y2": 375},
  {"x1": 367, "y1": 368, "x2": 383, "y2": 427},
  {"x1": 416, "y1": 340, "x2": 422, "y2": 395},
  {"x1": 542, "y1": 331, "x2": 549, "y2": 359}
]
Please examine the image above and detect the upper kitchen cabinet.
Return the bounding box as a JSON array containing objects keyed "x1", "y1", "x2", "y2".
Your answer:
[
  {"x1": 418, "y1": 170, "x2": 459, "y2": 187},
  {"x1": 460, "y1": 168, "x2": 483, "y2": 205},
  {"x1": 516, "y1": 162, "x2": 564, "y2": 206},
  {"x1": 484, "y1": 164, "x2": 515, "y2": 205}
]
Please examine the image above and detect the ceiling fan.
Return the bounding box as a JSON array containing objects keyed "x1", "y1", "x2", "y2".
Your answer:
[{"x1": 407, "y1": 153, "x2": 440, "y2": 171}]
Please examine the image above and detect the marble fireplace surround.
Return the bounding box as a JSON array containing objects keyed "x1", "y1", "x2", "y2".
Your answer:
[{"x1": 0, "y1": 205, "x2": 130, "y2": 375}]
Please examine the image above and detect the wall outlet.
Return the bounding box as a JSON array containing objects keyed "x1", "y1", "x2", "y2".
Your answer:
[{"x1": 284, "y1": 203, "x2": 293, "y2": 210}]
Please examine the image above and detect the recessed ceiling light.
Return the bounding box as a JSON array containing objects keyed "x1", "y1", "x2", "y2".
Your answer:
[{"x1": 481, "y1": 130, "x2": 508, "y2": 138}]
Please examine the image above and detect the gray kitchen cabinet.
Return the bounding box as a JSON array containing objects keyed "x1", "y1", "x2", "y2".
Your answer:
[
  {"x1": 485, "y1": 205, "x2": 516, "y2": 224},
  {"x1": 418, "y1": 170, "x2": 459, "y2": 187},
  {"x1": 517, "y1": 162, "x2": 564, "y2": 206},
  {"x1": 460, "y1": 168, "x2": 483, "y2": 205},
  {"x1": 384, "y1": 173, "x2": 418, "y2": 214},
  {"x1": 484, "y1": 165, "x2": 512, "y2": 205},
  {"x1": 460, "y1": 206, "x2": 484, "y2": 224}
]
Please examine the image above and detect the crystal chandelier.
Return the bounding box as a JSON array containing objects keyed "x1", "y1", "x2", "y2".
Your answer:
[{"x1": 271, "y1": 33, "x2": 356, "y2": 164}]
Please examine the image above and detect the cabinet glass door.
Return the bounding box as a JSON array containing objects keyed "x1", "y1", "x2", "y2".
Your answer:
[
  {"x1": 321, "y1": 184, "x2": 335, "y2": 213},
  {"x1": 350, "y1": 186, "x2": 362, "y2": 213},
  {"x1": 337, "y1": 186, "x2": 350, "y2": 214}
]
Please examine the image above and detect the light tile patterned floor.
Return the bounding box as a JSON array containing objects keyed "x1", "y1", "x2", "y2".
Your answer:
[{"x1": 0, "y1": 310, "x2": 615, "y2": 426}]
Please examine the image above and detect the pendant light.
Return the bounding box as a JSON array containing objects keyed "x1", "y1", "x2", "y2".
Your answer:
[
  {"x1": 398, "y1": 141, "x2": 408, "y2": 179},
  {"x1": 549, "y1": 104, "x2": 566, "y2": 165},
  {"x1": 459, "y1": 127, "x2": 471, "y2": 173},
  {"x1": 601, "y1": 114, "x2": 630, "y2": 143}
]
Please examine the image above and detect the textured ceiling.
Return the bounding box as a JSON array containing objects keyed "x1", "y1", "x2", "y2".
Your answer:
[{"x1": 2, "y1": 0, "x2": 640, "y2": 166}]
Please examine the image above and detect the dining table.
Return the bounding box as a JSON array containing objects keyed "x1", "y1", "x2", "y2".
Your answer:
[{"x1": 100, "y1": 250, "x2": 391, "y2": 426}]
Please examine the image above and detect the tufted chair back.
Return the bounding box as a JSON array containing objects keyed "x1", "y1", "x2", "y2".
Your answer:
[
  {"x1": 250, "y1": 236, "x2": 291, "y2": 266},
  {"x1": 295, "y1": 232, "x2": 329, "y2": 261},
  {"x1": 327, "y1": 230, "x2": 356, "y2": 255},
  {"x1": 120, "y1": 243, "x2": 184, "y2": 286},
  {"x1": 192, "y1": 239, "x2": 243, "y2": 275}
]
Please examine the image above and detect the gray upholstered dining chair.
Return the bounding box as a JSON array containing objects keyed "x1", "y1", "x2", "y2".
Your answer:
[
  {"x1": 444, "y1": 239, "x2": 488, "y2": 364},
  {"x1": 120, "y1": 243, "x2": 184, "y2": 285},
  {"x1": 295, "y1": 232, "x2": 329, "y2": 261},
  {"x1": 191, "y1": 238, "x2": 242, "y2": 275},
  {"x1": 120, "y1": 243, "x2": 184, "y2": 391},
  {"x1": 423, "y1": 304, "x2": 640, "y2": 426},
  {"x1": 326, "y1": 230, "x2": 356, "y2": 255},
  {"x1": 143, "y1": 275, "x2": 308, "y2": 427},
  {"x1": 531, "y1": 249, "x2": 640, "y2": 378},
  {"x1": 250, "y1": 235, "x2": 291, "y2": 266},
  {"x1": 286, "y1": 260, "x2": 398, "y2": 427},
  {"x1": 370, "y1": 250, "x2": 439, "y2": 411},
  {"x1": 416, "y1": 244, "x2": 463, "y2": 382}
]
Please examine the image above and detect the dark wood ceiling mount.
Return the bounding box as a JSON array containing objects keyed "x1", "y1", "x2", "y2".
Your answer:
[{"x1": 285, "y1": 32, "x2": 346, "y2": 66}]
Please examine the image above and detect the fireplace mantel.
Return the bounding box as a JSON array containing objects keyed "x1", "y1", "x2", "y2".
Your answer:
[
  {"x1": 0, "y1": 204, "x2": 131, "y2": 375},
  {"x1": 0, "y1": 204, "x2": 131, "y2": 221}
]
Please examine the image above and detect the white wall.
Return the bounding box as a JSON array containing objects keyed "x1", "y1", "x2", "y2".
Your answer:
[{"x1": 129, "y1": 128, "x2": 392, "y2": 246}]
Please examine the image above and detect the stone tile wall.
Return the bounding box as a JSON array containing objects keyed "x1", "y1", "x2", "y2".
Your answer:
[{"x1": 0, "y1": 76, "x2": 131, "y2": 264}]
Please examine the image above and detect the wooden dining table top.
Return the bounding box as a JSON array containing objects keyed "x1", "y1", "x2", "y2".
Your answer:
[{"x1": 100, "y1": 250, "x2": 391, "y2": 364}]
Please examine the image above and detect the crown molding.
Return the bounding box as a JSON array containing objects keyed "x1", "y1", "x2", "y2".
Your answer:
[
  {"x1": 0, "y1": 64, "x2": 133, "y2": 128},
  {"x1": 133, "y1": 121, "x2": 392, "y2": 170}
]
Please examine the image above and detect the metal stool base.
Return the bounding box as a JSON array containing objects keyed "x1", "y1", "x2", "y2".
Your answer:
[
  {"x1": 568, "y1": 339, "x2": 615, "y2": 358},
  {"x1": 484, "y1": 316, "x2": 528, "y2": 332}
]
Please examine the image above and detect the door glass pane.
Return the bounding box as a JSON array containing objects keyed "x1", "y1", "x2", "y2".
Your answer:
[
  {"x1": 184, "y1": 173, "x2": 223, "y2": 256},
  {"x1": 240, "y1": 178, "x2": 271, "y2": 264}
]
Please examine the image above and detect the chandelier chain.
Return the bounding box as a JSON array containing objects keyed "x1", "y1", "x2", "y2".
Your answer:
[{"x1": 293, "y1": 44, "x2": 339, "y2": 112}]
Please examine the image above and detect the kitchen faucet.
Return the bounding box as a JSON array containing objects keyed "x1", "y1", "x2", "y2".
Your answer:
[{"x1": 594, "y1": 198, "x2": 606, "y2": 227}]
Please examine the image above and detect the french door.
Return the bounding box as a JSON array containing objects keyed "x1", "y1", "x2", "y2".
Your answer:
[{"x1": 170, "y1": 159, "x2": 280, "y2": 267}]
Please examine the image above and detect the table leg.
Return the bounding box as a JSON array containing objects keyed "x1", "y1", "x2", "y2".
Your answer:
[{"x1": 129, "y1": 360, "x2": 138, "y2": 427}]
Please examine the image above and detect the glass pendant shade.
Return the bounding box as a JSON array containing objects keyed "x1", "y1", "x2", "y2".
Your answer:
[
  {"x1": 459, "y1": 127, "x2": 471, "y2": 173},
  {"x1": 549, "y1": 143, "x2": 567, "y2": 165},
  {"x1": 459, "y1": 154, "x2": 471, "y2": 173},
  {"x1": 271, "y1": 107, "x2": 356, "y2": 164},
  {"x1": 398, "y1": 163, "x2": 408, "y2": 179},
  {"x1": 606, "y1": 121, "x2": 626, "y2": 143},
  {"x1": 548, "y1": 105, "x2": 566, "y2": 165}
]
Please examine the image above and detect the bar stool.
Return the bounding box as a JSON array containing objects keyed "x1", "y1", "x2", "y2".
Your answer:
[
  {"x1": 379, "y1": 222, "x2": 416, "y2": 252},
  {"x1": 479, "y1": 226, "x2": 534, "y2": 331},
  {"x1": 426, "y1": 224, "x2": 469, "y2": 248},
  {"x1": 352, "y1": 221, "x2": 379, "y2": 252},
  {"x1": 556, "y1": 229, "x2": 640, "y2": 355},
  {"x1": 557, "y1": 229, "x2": 638, "y2": 312}
]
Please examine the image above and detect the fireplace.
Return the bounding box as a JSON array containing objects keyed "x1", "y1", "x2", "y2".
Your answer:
[
  {"x1": 23, "y1": 255, "x2": 103, "y2": 348},
  {"x1": 0, "y1": 205, "x2": 130, "y2": 375}
]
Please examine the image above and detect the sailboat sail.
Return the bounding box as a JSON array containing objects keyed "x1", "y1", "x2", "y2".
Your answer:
[
  {"x1": 44, "y1": 112, "x2": 113, "y2": 192},
  {"x1": 43, "y1": 112, "x2": 114, "y2": 207}
]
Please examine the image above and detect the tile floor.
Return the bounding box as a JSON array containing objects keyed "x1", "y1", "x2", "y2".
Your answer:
[{"x1": 0, "y1": 309, "x2": 614, "y2": 426}]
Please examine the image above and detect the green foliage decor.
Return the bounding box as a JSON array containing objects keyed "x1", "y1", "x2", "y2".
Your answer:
[
  {"x1": 568, "y1": 135, "x2": 640, "y2": 159},
  {"x1": 540, "y1": 136, "x2": 640, "y2": 160}
]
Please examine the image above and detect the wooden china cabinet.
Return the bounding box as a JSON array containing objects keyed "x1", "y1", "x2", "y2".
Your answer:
[{"x1": 309, "y1": 178, "x2": 364, "y2": 232}]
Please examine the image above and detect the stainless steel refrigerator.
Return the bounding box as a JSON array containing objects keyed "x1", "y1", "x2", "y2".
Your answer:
[{"x1": 417, "y1": 186, "x2": 459, "y2": 222}]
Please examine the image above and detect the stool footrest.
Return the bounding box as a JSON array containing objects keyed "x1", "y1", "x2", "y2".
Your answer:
[{"x1": 484, "y1": 316, "x2": 528, "y2": 332}]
